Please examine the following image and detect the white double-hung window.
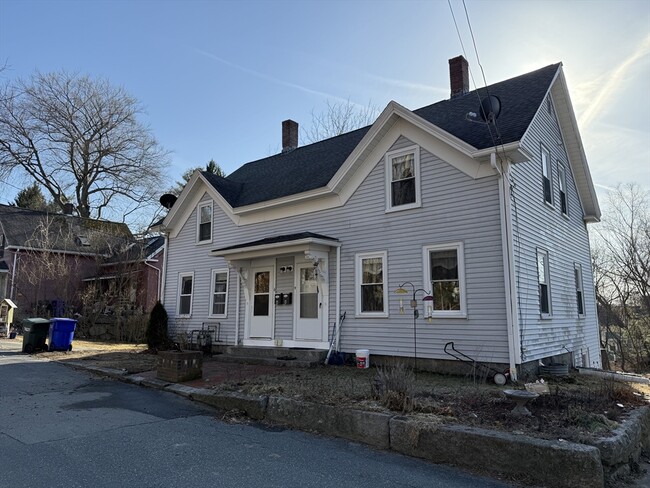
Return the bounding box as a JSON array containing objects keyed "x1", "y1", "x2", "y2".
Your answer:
[
  {"x1": 541, "y1": 145, "x2": 553, "y2": 206},
  {"x1": 423, "y1": 242, "x2": 466, "y2": 317},
  {"x1": 356, "y1": 251, "x2": 388, "y2": 316},
  {"x1": 177, "y1": 272, "x2": 194, "y2": 317},
  {"x1": 209, "y1": 269, "x2": 229, "y2": 317},
  {"x1": 197, "y1": 202, "x2": 213, "y2": 243},
  {"x1": 385, "y1": 145, "x2": 420, "y2": 212},
  {"x1": 537, "y1": 250, "x2": 551, "y2": 317}
]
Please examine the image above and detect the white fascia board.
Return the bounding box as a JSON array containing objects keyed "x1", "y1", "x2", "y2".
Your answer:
[
  {"x1": 472, "y1": 142, "x2": 531, "y2": 164},
  {"x1": 166, "y1": 173, "x2": 239, "y2": 238},
  {"x1": 551, "y1": 69, "x2": 601, "y2": 222},
  {"x1": 519, "y1": 65, "x2": 600, "y2": 223},
  {"x1": 232, "y1": 102, "x2": 494, "y2": 225}
]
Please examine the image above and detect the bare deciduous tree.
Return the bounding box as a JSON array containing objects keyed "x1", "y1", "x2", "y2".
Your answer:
[
  {"x1": 302, "y1": 99, "x2": 379, "y2": 144},
  {"x1": 0, "y1": 71, "x2": 169, "y2": 222},
  {"x1": 593, "y1": 183, "x2": 650, "y2": 371}
]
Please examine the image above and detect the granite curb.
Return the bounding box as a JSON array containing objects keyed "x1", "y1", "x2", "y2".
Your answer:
[{"x1": 61, "y1": 360, "x2": 650, "y2": 488}]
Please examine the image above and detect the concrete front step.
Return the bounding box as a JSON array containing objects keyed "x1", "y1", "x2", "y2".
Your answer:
[
  {"x1": 222, "y1": 346, "x2": 327, "y2": 362},
  {"x1": 210, "y1": 353, "x2": 321, "y2": 368}
]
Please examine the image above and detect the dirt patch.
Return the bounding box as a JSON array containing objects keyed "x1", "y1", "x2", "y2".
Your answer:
[
  {"x1": 45, "y1": 340, "x2": 157, "y2": 373},
  {"x1": 212, "y1": 365, "x2": 649, "y2": 444}
]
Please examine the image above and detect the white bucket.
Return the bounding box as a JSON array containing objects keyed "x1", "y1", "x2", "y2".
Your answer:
[{"x1": 355, "y1": 349, "x2": 370, "y2": 369}]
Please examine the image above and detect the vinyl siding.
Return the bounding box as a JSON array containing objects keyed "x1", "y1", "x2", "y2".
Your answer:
[
  {"x1": 514, "y1": 97, "x2": 601, "y2": 367},
  {"x1": 165, "y1": 136, "x2": 509, "y2": 362}
]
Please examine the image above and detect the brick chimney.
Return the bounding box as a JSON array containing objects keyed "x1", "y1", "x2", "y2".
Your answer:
[
  {"x1": 282, "y1": 119, "x2": 298, "y2": 152},
  {"x1": 449, "y1": 55, "x2": 469, "y2": 98}
]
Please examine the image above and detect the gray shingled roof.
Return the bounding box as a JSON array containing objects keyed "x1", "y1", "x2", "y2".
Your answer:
[
  {"x1": 205, "y1": 63, "x2": 560, "y2": 208},
  {"x1": 0, "y1": 204, "x2": 134, "y2": 255},
  {"x1": 103, "y1": 235, "x2": 165, "y2": 264}
]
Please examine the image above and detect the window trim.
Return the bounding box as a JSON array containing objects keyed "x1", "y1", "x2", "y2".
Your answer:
[
  {"x1": 208, "y1": 268, "x2": 229, "y2": 318},
  {"x1": 177, "y1": 272, "x2": 194, "y2": 318},
  {"x1": 355, "y1": 251, "x2": 388, "y2": 317},
  {"x1": 385, "y1": 145, "x2": 421, "y2": 213},
  {"x1": 558, "y1": 162, "x2": 568, "y2": 217},
  {"x1": 196, "y1": 201, "x2": 213, "y2": 244},
  {"x1": 537, "y1": 249, "x2": 552, "y2": 318},
  {"x1": 422, "y1": 242, "x2": 467, "y2": 318},
  {"x1": 541, "y1": 144, "x2": 553, "y2": 207},
  {"x1": 574, "y1": 263, "x2": 585, "y2": 318}
]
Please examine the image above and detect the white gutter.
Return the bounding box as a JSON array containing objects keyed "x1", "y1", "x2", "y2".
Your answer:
[
  {"x1": 159, "y1": 233, "x2": 169, "y2": 305},
  {"x1": 493, "y1": 153, "x2": 520, "y2": 381}
]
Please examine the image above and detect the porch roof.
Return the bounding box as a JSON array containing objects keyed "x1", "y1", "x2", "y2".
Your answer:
[{"x1": 211, "y1": 232, "x2": 339, "y2": 261}]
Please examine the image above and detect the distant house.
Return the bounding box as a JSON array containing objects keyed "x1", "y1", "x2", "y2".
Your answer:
[
  {"x1": 157, "y1": 56, "x2": 601, "y2": 379},
  {"x1": 84, "y1": 235, "x2": 165, "y2": 314},
  {"x1": 0, "y1": 204, "x2": 134, "y2": 318}
]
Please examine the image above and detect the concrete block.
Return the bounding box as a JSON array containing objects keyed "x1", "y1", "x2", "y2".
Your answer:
[
  {"x1": 389, "y1": 417, "x2": 603, "y2": 488},
  {"x1": 266, "y1": 396, "x2": 390, "y2": 448}
]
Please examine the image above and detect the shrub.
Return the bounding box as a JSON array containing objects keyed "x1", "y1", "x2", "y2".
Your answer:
[
  {"x1": 372, "y1": 362, "x2": 416, "y2": 412},
  {"x1": 146, "y1": 301, "x2": 169, "y2": 351}
]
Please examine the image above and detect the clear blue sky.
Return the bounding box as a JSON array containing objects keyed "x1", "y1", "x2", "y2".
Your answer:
[{"x1": 1, "y1": 0, "x2": 648, "y2": 222}]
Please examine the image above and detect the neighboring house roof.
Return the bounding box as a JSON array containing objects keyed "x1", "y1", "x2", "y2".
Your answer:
[
  {"x1": 0, "y1": 204, "x2": 133, "y2": 255},
  {"x1": 162, "y1": 60, "x2": 599, "y2": 230},
  {"x1": 103, "y1": 235, "x2": 165, "y2": 264}
]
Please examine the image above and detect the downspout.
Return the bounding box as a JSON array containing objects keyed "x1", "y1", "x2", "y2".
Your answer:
[
  {"x1": 234, "y1": 272, "x2": 240, "y2": 346},
  {"x1": 143, "y1": 260, "x2": 161, "y2": 308},
  {"x1": 335, "y1": 245, "x2": 341, "y2": 351},
  {"x1": 493, "y1": 152, "x2": 520, "y2": 381},
  {"x1": 10, "y1": 251, "x2": 17, "y2": 301},
  {"x1": 159, "y1": 233, "x2": 169, "y2": 305}
]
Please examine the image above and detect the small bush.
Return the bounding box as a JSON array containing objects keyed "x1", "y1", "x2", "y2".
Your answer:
[
  {"x1": 146, "y1": 301, "x2": 170, "y2": 351},
  {"x1": 372, "y1": 362, "x2": 416, "y2": 412}
]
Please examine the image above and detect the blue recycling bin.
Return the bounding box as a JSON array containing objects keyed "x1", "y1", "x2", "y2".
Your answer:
[{"x1": 48, "y1": 318, "x2": 77, "y2": 351}]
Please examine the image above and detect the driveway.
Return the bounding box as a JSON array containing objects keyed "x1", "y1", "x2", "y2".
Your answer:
[{"x1": 0, "y1": 338, "x2": 512, "y2": 488}]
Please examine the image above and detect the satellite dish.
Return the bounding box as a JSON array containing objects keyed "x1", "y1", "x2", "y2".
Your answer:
[
  {"x1": 159, "y1": 193, "x2": 178, "y2": 210},
  {"x1": 479, "y1": 95, "x2": 501, "y2": 123}
]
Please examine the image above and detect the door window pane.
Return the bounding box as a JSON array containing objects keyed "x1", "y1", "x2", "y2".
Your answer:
[
  {"x1": 254, "y1": 295, "x2": 269, "y2": 316},
  {"x1": 300, "y1": 268, "x2": 318, "y2": 318}
]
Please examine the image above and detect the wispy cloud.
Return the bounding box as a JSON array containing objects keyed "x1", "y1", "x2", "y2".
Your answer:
[
  {"x1": 365, "y1": 73, "x2": 448, "y2": 97},
  {"x1": 195, "y1": 48, "x2": 356, "y2": 106},
  {"x1": 579, "y1": 34, "x2": 650, "y2": 129}
]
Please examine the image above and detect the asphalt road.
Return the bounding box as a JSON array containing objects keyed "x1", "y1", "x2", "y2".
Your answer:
[{"x1": 0, "y1": 341, "x2": 513, "y2": 488}]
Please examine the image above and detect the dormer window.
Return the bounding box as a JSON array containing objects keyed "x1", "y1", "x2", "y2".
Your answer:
[
  {"x1": 197, "y1": 202, "x2": 212, "y2": 243},
  {"x1": 386, "y1": 145, "x2": 421, "y2": 212}
]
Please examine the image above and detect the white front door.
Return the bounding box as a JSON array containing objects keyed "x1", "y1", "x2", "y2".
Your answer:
[
  {"x1": 295, "y1": 264, "x2": 322, "y2": 340},
  {"x1": 249, "y1": 268, "x2": 274, "y2": 339}
]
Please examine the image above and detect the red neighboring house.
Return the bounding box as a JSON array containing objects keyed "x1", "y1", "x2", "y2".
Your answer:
[{"x1": 0, "y1": 204, "x2": 162, "y2": 320}]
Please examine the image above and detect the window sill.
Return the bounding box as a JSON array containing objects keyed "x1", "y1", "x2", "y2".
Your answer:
[
  {"x1": 561, "y1": 213, "x2": 570, "y2": 221},
  {"x1": 430, "y1": 312, "x2": 467, "y2": 319},
  {"x1": 540, "y1": 313, "x2": 552, "y2": 320},
  {"x1": 208, "y1": 314, "x2": 227, "y2": 319},
  {"x1": 355, "y1": 312, "x2": 389, "y2": 319},
  {"x1": 196, "y1": 240, "x2": 213, "y2": 246},
  {"x1": 385, "y1": 202, "x2": 421, "y2": 214},
  {"x1": 176, "y1": 314, "x2": 192, "y2": 319},
  {"x1": 544, "y1": 201, "x2": 555, "y2": 210}
]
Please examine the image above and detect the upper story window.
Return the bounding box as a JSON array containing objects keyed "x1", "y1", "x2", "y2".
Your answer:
[
  {"x1": 385, "y1": 145, "x2": 420, "y2": 212},
  {"x1": 574, "y1": 263, "x2": 585, "y2": 316},
  {"x1": 210, "y1": 269, "x2": 229, "y2": 317},
  {"x1": 177, "y1": 272, "x2": 194, "y2": 317},
  {"x1": 537, "y1": 249, "x2": 551, "y2": 317},
  {"x1": 423, "y1": 242, "x2": 466, "y2": 317},
  {"x1": 558, "y1": 163, "x2": 568, "y2": 216},
  {"x1": 355, "y1": 251, "x2": 388, "y2": 317},
  {"x1": 541, "y1": 145, "x2": 553, "y2": 206},
  {"x1": 197, "y1": 202, "x2": 213, "y2": 243}
]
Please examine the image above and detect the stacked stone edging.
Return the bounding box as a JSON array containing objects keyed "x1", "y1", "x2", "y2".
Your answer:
[{"x1": 586, "y1": 406, "x2": 650, "y2": 482}]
